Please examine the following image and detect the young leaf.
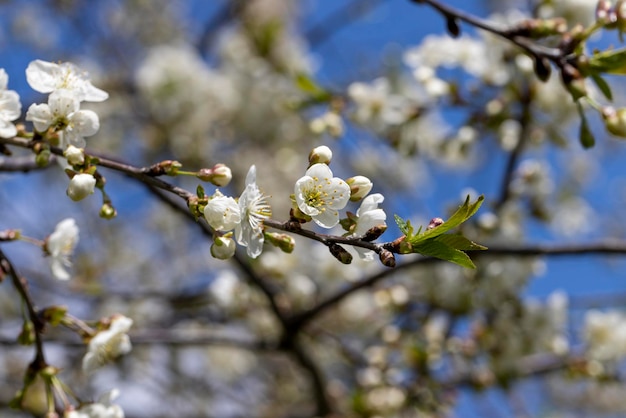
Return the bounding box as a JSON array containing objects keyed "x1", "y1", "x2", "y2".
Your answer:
[
  {"x1": 409, "y1": 195, "x2": 484, "y2": 245},
  {"x1": 590, "y1": 73, "x2": 613, "y2": 101},
  {"x1": 577, "y1": 102, "x2": 595, "y2": 149},
  {"x1": 435, "y1": 233, "x2": 488, "y2": 251},
  {"x1": 413, "y1": 239, "x2": 477, "y2": 269},
  {"x1": 586, "y1": 47, "x2": 626, "y2": 75},
  {"x1": 394, "y1": 214, "x2": 414, "y2": 237}
]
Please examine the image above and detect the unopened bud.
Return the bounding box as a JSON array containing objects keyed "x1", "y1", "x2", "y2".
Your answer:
[
  {"x1": 388, "y1": 235, "x2": 414, "y2": 254},
  {"x1": 265, "y1": 232, "x2": 296, "y2": 253},
  {"x1": 362, "y1": 224, "x2": 387, "y2": 242},
  {"x1": 35, "y1": 148, "x2": 51, "y2": 167},
  {"x1": 561, "y1": 65, "x2": 587, "y2": 101},
  {"x1": 308, "y1": 145, "x2": 333, "y2": 165},
  {"x1": 197, "y1": 163, "x2": 232, "y2": 187},
  {"x1": 64, "y1": 145, "x2": 85, "y2": 166},
  {"x1": 162, "y1": 160, "x2": 182, "y2": 176},
  {"x1": 66, "y1": 173, "x2": 96, "y2": 201},
  {"x1": 329, "y1": 243, "x2": 352, "y2": 264},
  {"x1": 99, "y1": 202, "x2": 117, "y2": 219},
  {"x1": 346, "y1": 175, "x2": 373, "y2": 201},
  {"x1": 427, "y1": 217, "x2": 445, "y2": 230},
  {"x1": 379, "y1": 249, "x2": 396, "y2": 268},
  {"x1": 211, "y1": 236, "x2": 237, "y2": 260},
  {"x1": 597, "y1": 0, "x2": 614, "y2": 25},
  {"x1": 603, "y1": 106, "x2": 626, "y2": 137}
]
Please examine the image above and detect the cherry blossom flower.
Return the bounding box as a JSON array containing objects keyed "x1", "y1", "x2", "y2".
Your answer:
[
  {"x1": 236, "y1": 165, "x2": 272, "y2": 258},
  {"x1": 204, "y1": 191, "x2": 241, "y2": 231},
  {"x1": 26, "y1": 59, "x2": 108, "y2": 102},
  {"x1": 45, "y1": 218, "x2": 79, "y2": 280},
  {"x1": 295, "y1": 163, "x2": 349, "y2": 228},
  {"x1": 64, "y1": 389, "x2": 124, "y2": 418},
  {"x1": 26, "y1": 89, "x2": 100, "y2": 148},
  {"x1": 83, "y1": 315, "x2": 133, "y2": 374},
  {"x1": 0, "y1": 68, "x2": 21, "y2": 138},
  {"x1": 351, "y1": 193, "x2": 386, "y2": 260},
  {"x1": 67, "y1": 173, "x2": 96, "y2": 201},
  {"x1": 203, "y1": 166, "x2": 271, "y2": 258}
]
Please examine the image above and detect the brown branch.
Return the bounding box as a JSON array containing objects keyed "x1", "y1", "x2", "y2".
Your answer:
[{"x1": 0, "y1": 248, "x2": 47, "y2": 369}]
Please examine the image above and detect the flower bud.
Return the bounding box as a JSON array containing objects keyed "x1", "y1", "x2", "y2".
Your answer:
[
  {"x1": 197, "y1": 163, "x2": 232, "y2": 187},
  {"x1": 308, "y1": 145, "x2": 333, "y2": 165},
  {"x1": 379, "y1": 249, "x2": 396, "y2": 268},
  {"x1": 99, "y1": 202, "x2": 117, "y2": 219},
  {"x1": 265, "y1": 232, "x2": 296, "y2": 253},
  {"x1": 346, "y1": 175, "x2": 373, "y2": 201},
  {"x1": 64, "y1": 145, "x2": 85, "y2": 166},
  {"x1": 362, "y1": 224, "x2": 387, "y2": 242},
  {"x1": 329, "y1": 243, "x2": 352, "y2": 264},
  {"x1": 603, "y1": 106, "x2": 626, "y2": 137},
  {"x1": 66, "y1": 173, "x2": 96, "y2": 201},
  {"x1": 211, "y1": 236, "x2": 236, "y2": 260},
  {"x1": 427, "y1": 217, "x2": 445, "y2": 230}
]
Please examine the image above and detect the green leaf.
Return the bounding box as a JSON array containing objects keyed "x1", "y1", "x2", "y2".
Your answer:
[
  {"x1": 393, "y1": 214, "x2": 414, "y2": 237},
  {"x1": 577, "y1": 102, "x2": 595, "y2": 149},
  {"x1": 435, "y1": 233, "x2": 488, "y2": 251},
  {"x1": 294, "y1": 73, "x2": 332, "y2": 102},
  {"x1": 586, "y1": 47, "x2": 626, "y2": 75},
  {"x1": 590, "y1": 73, "x2": 613, "y2": 101},
  {"x1": 409, "y1": 195, "x2": 484, "y2": 245},
  {"x1": 413, "y1": 239, "x2": 477, "y2": 269}
]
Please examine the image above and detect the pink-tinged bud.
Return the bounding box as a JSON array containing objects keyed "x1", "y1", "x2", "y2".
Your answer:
[
  {"x1": 308, "y1": 145, "x2": 333, "y2": 165},
  {"x1": 197, "y1": 163, "x2": 232, "y2": 187},
  {"x1": 427, "y1": 217, "x2": 445, "y2": 230},
  {"x1": 66, "y1": 173, "x2": 96, "y2": 201},
  {"x1": 64, "y1": 145, "x2": 85, "y2": 166},
  {"x1": 346, "y1": 175, "x2": 373, "y2": 201},
  {"x1": 603, "y1": 106, "x2": 626, "y2": 137},
  {"x1": 211, "y1": 236, "x2": 237, "y2": 260},
  {"x1": 596, "y1": 0, "x2": 614, "y2": 24}
]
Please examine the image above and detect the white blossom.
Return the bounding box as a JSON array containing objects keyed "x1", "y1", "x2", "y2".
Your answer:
[
  {"x1": 204, "y1": 191, "x2": 241, "y2": 231},
  {"x1": 64, "y1": 145, "x2": 85, "y2": 166},
  {"x1": 26, "y1": 89, "x2": 100, "y2": 148},
  {"x1": 0, "y1": 68, "x2": 21, "y2": 138},
  {"x1": 236, "y1": 165, "x2": 272, "y2": 258},
  {"x1": 204, "y1": 166, "x2": 271, "y2": 258},
  {"x1": 295, "y1": 163, "x2": 350, "y2": 228},
  {"x1": 348, "y1": 78, "x2": 413, "y2": 128},
  {"x1": 210, "y1": 236, "x2": 237, "y2": 260},
  {"x1": 65, "y1": 389, "x2": 124, "y2": 418},
  {"x1": 45, "y1": 218, "x2": 79, "y2": 280},
  {"x1": 584, "y1": 310, "x2": 626, "y2": 362},
  {"x1": 67, "y1": 173, "x2": 96, "y2": 201},
  {"x1": 26, "y1": 59, "x2": 108, "y2": 102},
  {"x1": 83, "y1": 315, "x2": 133, "y2": 373},
  {"x1": 351, "y1": 193, "x2": 386, "y2": 260}
]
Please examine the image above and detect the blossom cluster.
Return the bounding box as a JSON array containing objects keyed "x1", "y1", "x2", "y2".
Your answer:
[
  {"x1": 0, "y1": 60, "x2": 109, "y2": 202},
  {"x1": 202, "y1": 147, "x2": 387, "y2": 261}
]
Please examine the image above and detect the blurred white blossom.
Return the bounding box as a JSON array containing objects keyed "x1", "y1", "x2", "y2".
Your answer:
[{"x1": 45, "y1": 218, "x2": 79, "y2": 280}]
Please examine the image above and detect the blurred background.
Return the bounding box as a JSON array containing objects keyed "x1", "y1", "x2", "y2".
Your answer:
[{"x1": 2, "y1": 0, "x2": 626, "y2": 417}]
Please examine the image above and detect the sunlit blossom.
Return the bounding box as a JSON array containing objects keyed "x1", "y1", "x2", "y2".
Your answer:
[
  {"x1": 351, "y1": 193, "x2": 386, "y2": 260},
  {"x1": 295, "y1": 163, "x2": 350, "y2": 228},
  {"x1": 0, "y1": 68, "x2": 21, "y2": 138},
  {"x1": 236, "y1": 165, "x2": 272, "y2": 258},
  {"x1": 26, "y1": 59, "x2": 109, "y2": 102},
  {"x1": 26, "y1": 89, "x2": 100, "y2": 148}
]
